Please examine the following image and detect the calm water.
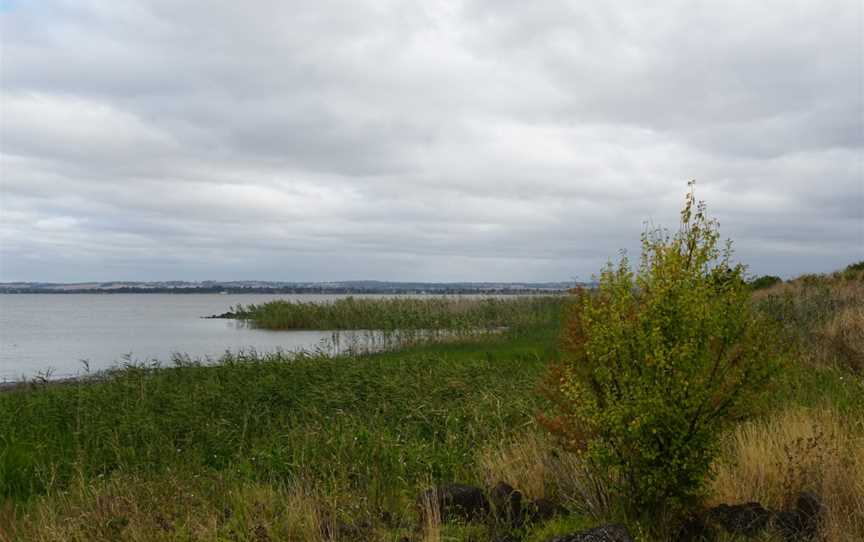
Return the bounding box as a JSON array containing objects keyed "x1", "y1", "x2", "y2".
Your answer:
[{"x1": 0, "y1": 294, "x2": 386, "y2": 381}]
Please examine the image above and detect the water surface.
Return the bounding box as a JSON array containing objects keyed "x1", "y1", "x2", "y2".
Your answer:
[{"x1": 0, "y1": 294, "x2": 383, "y2": 381}]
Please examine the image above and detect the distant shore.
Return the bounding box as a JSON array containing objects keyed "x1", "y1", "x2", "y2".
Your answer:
[{"x1": 0, "y1": 286, "x2": 573, "y2": 295}]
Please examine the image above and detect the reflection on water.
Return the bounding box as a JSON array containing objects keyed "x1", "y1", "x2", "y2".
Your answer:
[{"x1": 0, "y1": 293, "x2": 468, "y2": 381}]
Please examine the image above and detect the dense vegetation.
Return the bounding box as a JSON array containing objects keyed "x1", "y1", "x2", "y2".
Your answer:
[
  {"x1": 232, "y1": 295, "x2": 565, "y2": 332},
  {"x1": 0, "y1": 331, "x2": 558, "y2": 504},
  {"x1": 542, "y1": 188, "x2": 782, "y2": 525},
  {"x1": 1, "y1": 270, "x2": 863, "y2": 541},
  {"x1": 0, "y1": 325, "x2": 569, "y2": 541},
  {"x1": 756, "y1": 267, "x2": 864, "y2": 374},
  {"x1": 748, "y1": 275, "x2": 783, "y2": 290}
]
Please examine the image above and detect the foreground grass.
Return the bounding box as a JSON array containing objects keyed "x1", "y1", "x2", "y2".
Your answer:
[
  {"x1": 0, "y1": 330, "x2": 558, "y2": 502},
  {"x1": 710, "y1": 407, "x2": 864, "y2": 541},
  {"x1": 2, "y1": 276, "x2": 863, "y2": 541},
  {"x1": 1, "y1": 327, "x2": 572, "y2": 541}
]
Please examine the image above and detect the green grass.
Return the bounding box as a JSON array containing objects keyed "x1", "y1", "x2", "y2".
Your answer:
[
  {"x1": 0, "y1": 328, "x2": 560, "y2": 504},
  {"x1": 1, "y1": 283, "x2": 862, "y2": 541}
]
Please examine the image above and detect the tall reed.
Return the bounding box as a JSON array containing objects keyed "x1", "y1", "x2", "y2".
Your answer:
[{"x1": 233, "y1": 295, "x2": 566, "y2": 334}]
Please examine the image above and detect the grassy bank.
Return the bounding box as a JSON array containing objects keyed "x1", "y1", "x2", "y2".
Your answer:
[
  {"x1": 1, "y1": 322, "x2": 567, "y2": 541},
  {"x1": 755, "y1": 267, "x2": 864, "y2": 373},
  {"x1": 1, "y1": 274, "x2": 863, "y2": 541}
]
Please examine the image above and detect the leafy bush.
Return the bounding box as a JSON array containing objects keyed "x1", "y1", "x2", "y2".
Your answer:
[
  {"x1": 845, "y1": 261, "x2": 864, "y2": 273},
  {"x1": 749, "y1": 274, "x2": 783, "y2": 290},
  {"x1": 542, "y1": 183, "x2": 782, "y2": 521}
]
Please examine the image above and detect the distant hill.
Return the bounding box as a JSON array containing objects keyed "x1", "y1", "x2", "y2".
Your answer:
[{"x1": 0, "y1": 280, "x2": 583, "y2": 294}]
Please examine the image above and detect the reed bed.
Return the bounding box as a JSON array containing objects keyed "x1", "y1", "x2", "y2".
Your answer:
[
  {"x1": 233, "y1": 295, "x2": 566, "y2": 333},
  {"x1": 0, "y1": 332, "x2": 555, "y2": 506}
]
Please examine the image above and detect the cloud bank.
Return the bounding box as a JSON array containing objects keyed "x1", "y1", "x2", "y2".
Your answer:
[{"x1": 1, "y1": 0, "x2": 861, "y2": 281}]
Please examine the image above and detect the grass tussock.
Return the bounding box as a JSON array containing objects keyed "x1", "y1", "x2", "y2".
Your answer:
[
  {"x1": 756, "y1": 269, "x2": 864, "y2": 372},
  {"x1": 0, "y1": 473, "x2": 372, "y2": 542},
  {"x1": 478, "y1": 431, "x2": 611, "y2": 519},
  {"x1": 710, "y1": 407, "x2": 864, "y2": 541},
  {"x1": 820, "y1": 305, "x2": 864, "y2": 371},
  {"x1": 234, "y1": 295, "x2": 566, "y2": 333},
  {"x1": 479, "y1": 431, "x2": 552, "y2": 501},
  {"x1": 418, "y1": 483, "x2": 443, "y2": 542}
]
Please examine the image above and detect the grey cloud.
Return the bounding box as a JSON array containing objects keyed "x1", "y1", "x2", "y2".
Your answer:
[{"x1": 0, "y1": 0, "x2": 861, "y2": 282}]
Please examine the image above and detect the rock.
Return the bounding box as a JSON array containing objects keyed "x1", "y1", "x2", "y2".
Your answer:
[
  {"x1": 795, "y1": 491, "x2": 823, "y2": 538},
  {"x1": 706, "y1": 502, "x2": 772, "y2": 536},
  {"x1": 416, "y1": 484, "x2": 489, "y2": 523},
  {"x1": 490, "y1": 481, "x2": 522, "y2": 525},
  {"x1": 675, "y1": 513, "x2": 714, "y2": 541},
  {"x1": 318, "y1": 511, "x2": 372, "y2": 541},
  {"x1": 525, "y1": 498, "x2": 567, "y2": 523},
  {"x1": 204, "y1": 311, "x2": 236, "y2": 319},
  {"x1": 773, "y1": 492, "x2": 825, "y2": 542},
  {"x1": 544, "y1": 524, "x2": 634, "y2": 542},
  {"x1": 774, "y1": 510, "x2": 802, "y2": 542}
]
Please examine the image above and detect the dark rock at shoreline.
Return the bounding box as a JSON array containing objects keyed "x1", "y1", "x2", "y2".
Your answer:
[
  {"x1": 795, "y1": 491, "x2": 824, "y2": 538},
  {"x1": 416, "y1": 483, "x2": 490, "y2": 523},
  {"x1": 773, "y1": 492, "x2": 824, "y2": 542},
  {"x1": 685, "y1": 492, "x2": 826, "y2": 541},
  {"x1": 676, "y1": 513, "x2": 714, "y2": 541},
  {"x1": 774, "y1": 510, "x2": 802, "y2": 541},
  {"x1": 490, "y1": 481, "x2": 522, "y2": 526},
  {"x1": 544, "y1": 524, "x2": 633, "y2": 542},
  {"x1": 706, "y1": 502, "x2": 772, "y2": 536},
  {"x1": 526, "y1": 497, "x2": 568, "y2": 523},
  {"x1": 204, "y1": 311, "x2": 237, "y2": 319}
]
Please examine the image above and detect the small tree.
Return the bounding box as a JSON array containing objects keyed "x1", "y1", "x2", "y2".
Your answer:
[{"x1": 543, "y1": 182, "x2": 781, "y2": 520}]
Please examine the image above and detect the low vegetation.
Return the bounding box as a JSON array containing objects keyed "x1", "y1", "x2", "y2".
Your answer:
[
  {"x1": 749, "y1": 275, "x2": 783, "y2": 290},
  {"x1": 2, "y1": 268, "x2": 862, "y2": 541},
  {"x1": 1, "y1": 194, "x2": 862, "y2": 541},
  {"x1": 755, "y1": 267, "x2": 864, "y2": 374},
  {"x1": 0, "y1": 331, "x2": 556, "y2": 504}
]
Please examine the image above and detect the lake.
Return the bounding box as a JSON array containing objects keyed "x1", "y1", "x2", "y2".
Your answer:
[{"x1": 0, "y1": 293, "x2": 395, "y2": 381}]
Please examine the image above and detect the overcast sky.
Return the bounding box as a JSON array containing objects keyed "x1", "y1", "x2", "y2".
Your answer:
[{"x1": 1, "y1": 0, "x2": 861, "y2": 282}]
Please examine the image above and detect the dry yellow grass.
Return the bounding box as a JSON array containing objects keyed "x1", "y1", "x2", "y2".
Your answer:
[
  {"x1": 477, "y1": 430, "x2": 610, "y2": 519},
  {"x1": 755, "y1": 272, "x2": 864, "y2": 372},
  {"x1": 821, "y1": 305, "x2": 864, "y2": 371},
  {"x1": 0, "y1": 474, "x2": 340, "y2": 542},
  {"x1": 417, "y1": 486, "x2": 442, "y2": 542},
  {"x1": 710, "y1": 407, "x2": 864, "y2": 542},
  {"x1": 478, "y1": 431, "x2": 550, "y2": 501}
]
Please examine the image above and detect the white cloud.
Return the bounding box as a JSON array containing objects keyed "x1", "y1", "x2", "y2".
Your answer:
[{"x1": 0, "y1": 0, "x2": 861, "y2": 281}]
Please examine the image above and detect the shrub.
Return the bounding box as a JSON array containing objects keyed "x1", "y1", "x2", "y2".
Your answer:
[
  {"x1": 845, "y1": 261, "x2": 864, "y2": 273},
  {"x1": 749, "y1": 275, "x2": 783, "y2": 290},
  {"x1": 541, "y1": 183, "x2": 782, "y2": 522}
]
